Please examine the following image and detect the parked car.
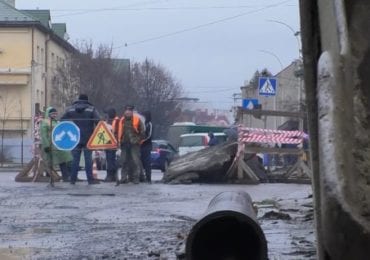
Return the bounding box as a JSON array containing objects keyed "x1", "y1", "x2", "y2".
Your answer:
[
  {"x1": 151, "y1": 140, "x2": 178, "y2": 172},
  {"x1": 178, "y1": 132, "x2": 227, "y2": 156}
]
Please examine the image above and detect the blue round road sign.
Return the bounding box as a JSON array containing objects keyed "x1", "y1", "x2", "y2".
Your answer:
[{"x1": 52, "y1": 121, "x2": 80, "y2": 150}]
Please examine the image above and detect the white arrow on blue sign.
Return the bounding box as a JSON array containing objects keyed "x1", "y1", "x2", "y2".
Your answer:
[
  {"x1": 242, "y1": 99, "x2": 259, "y2": 110},
  {"x1": 259, "y1": 77, "x2": 277, "y2": 96},
  {"x1": 52, "y1": 121, "x2": 80, "y2": 150}
]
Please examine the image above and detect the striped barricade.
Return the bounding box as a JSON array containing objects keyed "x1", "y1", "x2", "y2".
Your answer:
[{"x1": 238, "y1": 127, "x2": 307, "y2": 145}]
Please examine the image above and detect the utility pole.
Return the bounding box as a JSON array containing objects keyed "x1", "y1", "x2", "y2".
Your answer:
[
  {"x1": 19, "y1": 99, "x2": 24, "y2": 167},
  {"x1": 232, "y1": 93, "x2": 242, "y2": 121}
]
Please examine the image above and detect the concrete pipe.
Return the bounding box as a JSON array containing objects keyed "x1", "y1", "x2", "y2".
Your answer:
[{"x1": 186, "y1": 191, "x2": 267, "y2": 260}]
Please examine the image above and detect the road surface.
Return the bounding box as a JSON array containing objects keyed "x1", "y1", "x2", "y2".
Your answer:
[{"x1": 0, "y1": 170, "x2": 315, "y2": 259}]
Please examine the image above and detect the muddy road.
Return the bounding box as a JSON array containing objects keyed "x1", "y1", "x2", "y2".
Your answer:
[{"x1": 0, "y1": 170, "x2": 315, "y2": 259}]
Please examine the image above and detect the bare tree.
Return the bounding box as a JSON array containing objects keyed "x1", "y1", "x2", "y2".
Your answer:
[
  {"x1": 64, "y1": 42, "x2": 131, "y2": 112},
  {"x1": 52, "y1": 54, "x2": 80, "y2": 111},
  {"x1": 248, "y1": 68, "x2": 273, "y2": 89},
  {"x1": 131, "y1": 59, "x2": 183, "y2": 137},
  {"x1": 56, "y1": 42, "x2": 183, "y2": 137}
]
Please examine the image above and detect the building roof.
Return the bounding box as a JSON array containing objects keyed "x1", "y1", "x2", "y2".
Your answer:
[
  {"x1": 0, "y1": 1, "x2": 75, "y2": 53},
  {"x1": 52, "y1": 23, "x2": 66, "y2": 39},
  {"x1": 21, "y1": 9, "x2": 51, "y2": 29},
  {"x1": 274, "y1": 59, "x2": 302, "y2": 77},
  {"x1": 0, "y1": 1, "x2": 35, "y2": 22}
]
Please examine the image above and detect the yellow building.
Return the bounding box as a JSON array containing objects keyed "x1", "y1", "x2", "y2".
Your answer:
[{"x1": 0, "y1": 0, "x2": 75, "y2": 162}]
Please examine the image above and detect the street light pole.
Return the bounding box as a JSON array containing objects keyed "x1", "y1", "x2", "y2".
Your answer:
[
  {"x1": 267, "y1": 19, "x2": 301, "y2": 58},
  {"x1": 266, "y1": 19, "x2": 303, "y2": 129},
  {"x1": 258, "y1": 50, "x2": 284, "y2": 70}
]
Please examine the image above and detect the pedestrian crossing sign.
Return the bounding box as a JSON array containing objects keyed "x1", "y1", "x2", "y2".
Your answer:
[
  {"x1": 87, "y1": 121, "x2": 118, "y2": 150},
  {"x1": 258, "y1": 77, "x2": 277, "y2": 96}
]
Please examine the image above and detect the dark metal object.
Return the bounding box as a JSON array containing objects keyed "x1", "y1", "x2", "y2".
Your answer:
[{"x1": 186, "y1": 191, "x2": 267, "y2": 260}]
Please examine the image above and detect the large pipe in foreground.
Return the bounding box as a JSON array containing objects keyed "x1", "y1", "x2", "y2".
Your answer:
[{"x1": 186, "y1": 191, "x2": 267, "y2": 260}]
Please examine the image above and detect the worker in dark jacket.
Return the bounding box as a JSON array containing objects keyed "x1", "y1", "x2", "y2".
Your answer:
[
  {"x1": 104, "y1": 108, "x2": 120, "y2": 182},
  {"x1": 141, "y1": 111, "x2": 153, "y2": 183},
  {"x1": 61, "y1": 94, "x2": 100, "y2": 185},
  {"x1": 116, "y1": 105, "x2": 145, "y2": 185},
  {"x1": 208, "y1": 132, "x2": 219, "y2": 146}
]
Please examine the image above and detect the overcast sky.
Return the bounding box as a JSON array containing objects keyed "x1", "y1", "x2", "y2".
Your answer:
[{"x1": 17, "y1": 0, "x2": 300, "y2": 110}]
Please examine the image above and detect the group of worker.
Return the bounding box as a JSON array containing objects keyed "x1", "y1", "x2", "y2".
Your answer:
[{"x1": 39, "y1": 94, "x2": 153, "y2": 185}]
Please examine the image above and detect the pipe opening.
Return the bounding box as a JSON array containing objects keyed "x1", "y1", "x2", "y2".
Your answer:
[{"x1": 189, "y1": 215, "x2": 263, "y2": 260}]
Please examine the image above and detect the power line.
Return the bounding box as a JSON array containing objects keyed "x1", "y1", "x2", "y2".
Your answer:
[
  {"x1": 114, "y1": 0, "x2": 293, "y2": 48},
  {"x1": 52, "y1": 4, "x2": 296, "y2": 14},
  {"x1": 185, "y1": 88, "x2": 238, "y2": 94},
  {"x1": 53, "y1": 0, "x2": 166, "y2": 17}
]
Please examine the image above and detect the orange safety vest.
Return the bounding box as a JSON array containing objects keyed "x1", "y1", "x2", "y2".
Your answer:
[
  {"x1": 117, "y1": 115, "x2": 141, "y2": 143},
  {"x1": 111, "y1": 116, "x2": 120, "y2": 137}
]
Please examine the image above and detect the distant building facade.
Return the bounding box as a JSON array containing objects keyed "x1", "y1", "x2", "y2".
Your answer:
[
  {"x1": 239, "y1": 60, "x2": 304, "y2": 130},
  {"x1": 0, "y1": 0, "x2": 75, "y2": 162}
]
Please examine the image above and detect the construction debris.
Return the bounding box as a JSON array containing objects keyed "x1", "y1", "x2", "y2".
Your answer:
[
  {"x1": 163, "y1": 142, "x2": 267, "y2": 184},
  {"x1": 15, "y1": 157, "x2": 60, "y2": 183}
]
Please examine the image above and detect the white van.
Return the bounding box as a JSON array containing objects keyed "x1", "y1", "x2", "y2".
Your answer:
[{"x1": 178, "y1": 132, "x2": 227, "y2": 156}]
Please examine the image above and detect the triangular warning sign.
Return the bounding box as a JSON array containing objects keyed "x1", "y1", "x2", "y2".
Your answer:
[
  {"x1": 87, "y1": 121, "x2": 118, "y2": 150},
  {"x1": 260, "y1": 79, "x2": 275, "y2": 94}
]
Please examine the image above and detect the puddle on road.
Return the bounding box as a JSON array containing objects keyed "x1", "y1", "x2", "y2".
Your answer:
[
  {"x1": 53, "y1": 205, "x2": 80, "y2": 209},
  {"x1": 31, "y1": 227, "x2": 52, "y2": 234},
  {"x1": 67, "y1": 193, "x2": 115, "y2": 197}
]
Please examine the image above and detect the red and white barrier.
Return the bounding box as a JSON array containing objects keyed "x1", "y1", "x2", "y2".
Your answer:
[{"x1": 238, "y1": 127, "x2": 307, "y2": 144}]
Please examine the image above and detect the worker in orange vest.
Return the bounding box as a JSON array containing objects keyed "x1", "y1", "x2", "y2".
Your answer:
[
  {"x1": 116, "y1": 105, "x2": 145, "y2": 185},
  {"x1": 103, "y1": 108, "x2": 120, "y2": 182}
]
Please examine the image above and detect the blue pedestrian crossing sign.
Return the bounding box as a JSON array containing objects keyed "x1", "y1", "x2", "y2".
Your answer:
[
  {"x1": 52, "y1": 121, "x2": 80, "y2": 150},
  {"x1": 259, "y1": 77, "x2": 277, "y2": 96},
  {"x1": 242, "y1": 99, "x2": 259, "y2": 110}
]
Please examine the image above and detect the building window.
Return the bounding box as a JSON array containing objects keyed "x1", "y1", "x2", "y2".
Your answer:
[
  {"x1": 51, "y1": 53, "x2": 55, "y2": 69},
  {"x1": 36, "y1": 90, "x2": 40, "y2": 102},
  {"x1": 36, "y1": 46, "x2": 40, "y2": 63},
  {"x1": 41, "y1": 48, "x2": 44, "y2": 64}
]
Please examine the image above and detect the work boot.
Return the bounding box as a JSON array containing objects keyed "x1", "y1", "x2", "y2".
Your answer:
[
  {"x1": 120, "y1": 178, "x2": 129, "y2": 184},
  {"x1": 146, "y1": 172, "x2": 151, "y2": 184},
  {"x1": 104, "y1": 175, "x2": 113, "y2": 182}
]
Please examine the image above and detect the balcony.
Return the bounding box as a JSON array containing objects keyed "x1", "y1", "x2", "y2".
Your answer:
[{"x1": 0, "y1": 68, "x2": 30, "y2": 85}]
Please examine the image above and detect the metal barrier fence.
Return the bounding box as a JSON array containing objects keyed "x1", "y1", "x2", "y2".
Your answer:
[{"x1": 0, "y1": 138, "x2": 33, "y2": 168}]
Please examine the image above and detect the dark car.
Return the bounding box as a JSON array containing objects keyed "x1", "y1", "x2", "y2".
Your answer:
[{"x1": 151, "y1": 140, "x2": 178, "y2": 172}]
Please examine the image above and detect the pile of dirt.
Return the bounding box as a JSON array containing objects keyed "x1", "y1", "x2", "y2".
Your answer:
[
  {"x1": 163, "y1": 142, "x2": 269, "y2": 184},
  {"x1": 163, "y1": 142, "x2": 237, "y2": 184}
]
